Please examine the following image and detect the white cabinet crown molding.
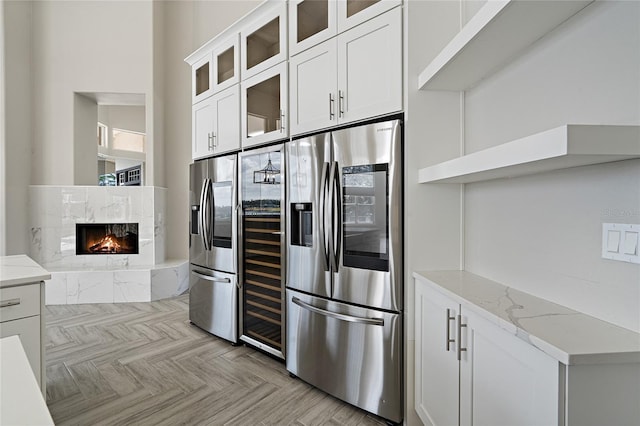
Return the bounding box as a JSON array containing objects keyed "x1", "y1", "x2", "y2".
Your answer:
[
  {"x1": 417, "y1": 0, "x2": 594, "y2": 91},
  {"x1": 418, "y1": 124, "x2": 640, "y2": 184}
]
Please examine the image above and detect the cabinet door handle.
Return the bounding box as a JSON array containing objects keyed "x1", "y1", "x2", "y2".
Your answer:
[
  {"x1": 208, "y1": 132, "x2": 214, "y2": 150},
  {"x1": 338, "y1": 90, "x2": 344, "y2": 118},
  {"x1": 457, "y1": 314, "x2": 468, "y2": 361},
  {"x1": 446, "y1": 308, "x2": 455, "y2": 351},
  {"x1": 329, "y1": 93, "x2": 335, "y2": 120},
  {"x1": 0, "y1": 298, "x2": 21, "y2": 308},
  {"x1": 280, "y1": 109, "x2": 285, "y2": 133}
]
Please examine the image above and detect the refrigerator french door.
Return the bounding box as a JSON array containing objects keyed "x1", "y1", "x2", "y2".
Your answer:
[
  {"x1": 286, "y1": 119, "x2": 403, "y2": 424},
  {"x1": 189, "y1": 154, "x2": 238, "y2": 343},
  {"x1": 238, "y1": 144, "x2": 285, "y2": 359}
]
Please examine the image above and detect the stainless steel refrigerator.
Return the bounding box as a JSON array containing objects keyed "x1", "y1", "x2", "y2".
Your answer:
[
  {"x1": 189, "y1": 154, "x2": 238, "y2": 343},
  {"x1": 285, "y1": 119, "x2": 403, "y2": 424}
]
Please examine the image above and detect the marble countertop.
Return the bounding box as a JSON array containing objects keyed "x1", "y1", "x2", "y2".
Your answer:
[
  {"x1": 0, "y1": 336, "x2": 54, "y2": 425},
  {"x1": 414, "y1": 270, "x2": 640, "y2": 365},
  {"x1": 0, "y1": 255, "x2": 51, "y2": 288}
]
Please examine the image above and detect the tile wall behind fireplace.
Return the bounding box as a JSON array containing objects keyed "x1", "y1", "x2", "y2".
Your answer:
[{"x1": 29, "y1": 186, "x2": 166, "y2": 269}]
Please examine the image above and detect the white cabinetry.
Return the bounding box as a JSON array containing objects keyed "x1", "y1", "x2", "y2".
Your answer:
[
  {"x1": 415, "y1": 277, "x2": 559, "y2": 426},
  {"x1": 192, "y1": 85, "x2": 240, "y2": 160},
  {"x1": 212, "y1": 34, "x2": 240, "y2": 93},
  {"x1": 289, "y1": 0, "x2": 402, "y2": 55},
  {"x1": 241, "y1": 1, "x2": 288, "y2": 81},
  {"x1": 241, "y1": 62, "x2": 288, "y2": 148},
  {"x1": 0, "y1": 282, "x2": 46, "y2": 392},
  {"x1": 290, "y1": 6, "x2": 402, "y2": 135},
  {"x1": 414, "y1": 271, "x2": 640, "y2": 426}
]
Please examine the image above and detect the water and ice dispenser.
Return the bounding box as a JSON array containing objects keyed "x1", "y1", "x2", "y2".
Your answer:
[{"x1": 291, "y1": 203, "x2": 313, "y2": 247}]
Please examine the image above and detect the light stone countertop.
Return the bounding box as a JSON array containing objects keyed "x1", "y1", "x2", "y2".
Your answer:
[
  {"x1": 0, "y1": 335, "x2": 54, "y2": 425},
  {"x1": 414, "y1": 270, "x2": 640, "y2": 366},
  {"x1": 0, "y1": 255, "x2": 51, "y2": 288}
]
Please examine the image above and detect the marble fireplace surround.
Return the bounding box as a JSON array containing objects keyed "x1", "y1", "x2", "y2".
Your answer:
[{"x1": 29, "y1": 186, "x2": 188, "y2": 304}]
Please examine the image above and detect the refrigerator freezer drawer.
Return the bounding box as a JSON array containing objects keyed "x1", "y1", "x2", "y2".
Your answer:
[
  {"x1": 286, "y1": 289, "x2": 403, "y2": 423},
  {"x1": 189, "y1": 266, "x2": 238, "y2": 343}
]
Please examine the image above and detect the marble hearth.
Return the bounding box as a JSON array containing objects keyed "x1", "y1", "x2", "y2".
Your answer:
[{"x1": 29, "y1": 186, "x2": 188, "y2": 304}]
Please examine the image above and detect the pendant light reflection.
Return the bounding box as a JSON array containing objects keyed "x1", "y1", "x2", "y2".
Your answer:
[{"x1": 253, "y1": 153, "x2": 281, "y2": 185}]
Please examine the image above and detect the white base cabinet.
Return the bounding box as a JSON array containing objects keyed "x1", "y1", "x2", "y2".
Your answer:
[
  {"x1": 0, "y1": 282, "x2": 46, "y2": 393},
  {"x1": 414, "y1": 271, "x2": 640, "y2": 426},
  {"x1": 289, "y1": 6, "x2": 402, "y2": 135},
  {"x1": 415, "y1": 279, "x2": 559, "y2": 426}
]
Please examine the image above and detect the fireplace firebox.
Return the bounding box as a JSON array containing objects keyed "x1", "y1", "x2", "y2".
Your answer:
[{"x1": 76, "y1": 223, "x2": 139, "y2": 255}]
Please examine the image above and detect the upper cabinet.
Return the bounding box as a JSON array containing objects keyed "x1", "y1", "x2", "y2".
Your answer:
[
  {"x1": 289, "y1": 0, "x2": 401, "y2": 55},
  {"x1": 187, "y1": 34, "x2": 240, "y2": 105},
  {"x1": 241, "y1": 1, "x2": 288, "y2": 81},
  {"x1": 192, "y1": 85, "x2": 241, "y2": 160},
  {"x1": 213, "y1": 34, "x2": 240, "y2": 93},
  {"x1": 241, "y1": 62, "x2": 289, "y2": 148},
  {"x1": 191, "y1": 54, "x2": 214, "y2": 104},
  {"x1": 290, "y1": 6, "x2": 402, "y2": 135}
]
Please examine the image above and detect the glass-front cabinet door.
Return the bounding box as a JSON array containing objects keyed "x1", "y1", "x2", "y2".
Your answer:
[
  {"x1": 239, "y1": 145, "x2": 285, "y2": 359},
  {"x1": 192, "y1": 54, "x2": 213, "y2": 104},
  {"x1": 289, "y1": 0, "x2": 337, "y2": 55},
  {"x1": 241, "y1": 62, "x2": 288, "y2": 148},
  {"x1": 241, "y1": 1, "x2": 287, "y2": 80},
  {"x1": 337, "y1": 0, "x2": 401, "y2": 32},
  {"x1": 213, "y1": 34, "x2": 240, "y2": 92}
]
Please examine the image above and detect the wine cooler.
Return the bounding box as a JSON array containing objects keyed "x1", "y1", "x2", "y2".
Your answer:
[{"x1": 238, "y1": 144, "x2": 285, "y2": 359}]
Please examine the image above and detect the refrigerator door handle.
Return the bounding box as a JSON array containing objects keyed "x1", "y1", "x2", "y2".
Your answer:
[
  {"x1": 236, "y1": 204, "x2": 242, "y2": 290},
  {"x1": 319, "y1": 162, "x2": 330, "y2": 271},
  {"x1": 191, "y1": 270, "x2": 231, "y2": 283},
  {"x1": 199, "y1": 178, "x2": 210, "y2": 251},
  {"x1": 209, "y1": 179, "x2": 215, "y2": 249},
  {"x1": 292, "y1": 297, "x2": 384, "y2": 326},
  {"x1": 328, "y1": 161, "x2": 341, "y2": 271}
]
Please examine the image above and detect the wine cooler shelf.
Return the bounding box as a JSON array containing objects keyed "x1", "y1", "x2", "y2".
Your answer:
[{"x1": 242, "y1": 213, "x2": 284, "y2": 357}]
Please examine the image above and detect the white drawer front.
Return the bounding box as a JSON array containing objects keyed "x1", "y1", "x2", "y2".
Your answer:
[{"x1": 0, "y1": 283, "x2": 41, "y2": 322}]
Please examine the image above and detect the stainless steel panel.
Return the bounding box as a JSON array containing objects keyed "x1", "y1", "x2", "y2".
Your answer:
[
  {"x1": 286, "y1": 289, "x2": 403, "y2": 423},
  {"x1": 189, "y1": 266, "x2": 238, "y2": 343},
  {"x1": 190, "y1": 155, "x2": 237, "y2": 274},
  {"x1": 331, "y1": 119, "x2": 403, "y2": 312},
  {"x1": 189, "y1": 160, "x2": 208, "y2": 268},
  {"x1": 286, "y1": 134, "x2": 332, "y2": 298},
  {"x1": 208, "y1": 155, "x2": 237, "y2": 274}
]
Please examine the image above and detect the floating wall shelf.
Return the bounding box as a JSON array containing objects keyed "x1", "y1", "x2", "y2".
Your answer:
[
  {"x1": 418, "y1": 0, "x2": 593, "y2": 91},
  {"x1": 418, "y1": 125, "x2": 640, "y2": 184}
]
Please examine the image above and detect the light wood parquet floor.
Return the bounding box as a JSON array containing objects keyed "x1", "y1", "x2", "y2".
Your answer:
[{"x1": 44, "y1": 295, "x2": 388, "y2": 426}]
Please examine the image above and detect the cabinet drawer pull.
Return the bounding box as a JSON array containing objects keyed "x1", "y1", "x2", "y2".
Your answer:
[
  {"x1": 0, "y1": 298, "x2": 21, "y2": 308},
  {"x1": 457, "y1": 314, "x2": 467, "y2": 361},
  {"x1": 446, "y1": 308, "x2": 455, "y2": 351}
]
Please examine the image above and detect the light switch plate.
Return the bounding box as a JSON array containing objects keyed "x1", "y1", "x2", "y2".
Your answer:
[{"x1": 602, "y1": 223, "x2": 640, "y2": 264}]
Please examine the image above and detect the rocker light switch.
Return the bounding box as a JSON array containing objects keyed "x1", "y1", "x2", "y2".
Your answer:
[
  {"x1": 622, "y1": 232, "x2": 638, "y2": 255},
  {"x1": 602, "y1": 223, "x2": 640, "y2": 264},
  {"x1": 606, "y1": 230, "x2": 621, "y2": 253}
]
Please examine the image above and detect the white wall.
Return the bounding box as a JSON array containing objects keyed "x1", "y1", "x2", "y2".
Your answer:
[
  {"x1": 30, "y1": 0, "x2": 154, "y2": 186},
  {"x1": 73, "y1": 94, "x2": 98, "y2": 185},
  {"x1": 405, "y1": 1, "x2": 465, "y2": 424},
  {"x1": 463, "y1": 1, "x2": 640, "y2": 332},
  {"x1": 98, "y1": 105, "x2": 146, "y2": 134},
  {"x1": 2, "y1": 0, "x2": 32, "y2": 255},
  {"x1": 162, "y1": 0, "x2": 260, "y2": 260}
]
